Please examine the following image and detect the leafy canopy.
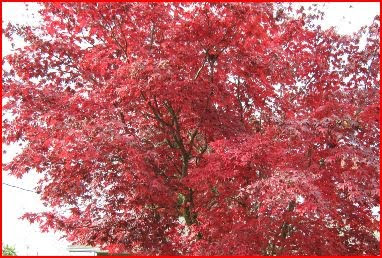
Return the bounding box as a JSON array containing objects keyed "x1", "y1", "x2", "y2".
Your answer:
[{"x1": 2, "y1": 3, "x2": 380, "y2": 255}]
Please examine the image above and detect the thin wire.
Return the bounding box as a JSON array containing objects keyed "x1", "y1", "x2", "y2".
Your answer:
[{"x1": 2, "y1": 182, "x2": 38, "y2": 193}]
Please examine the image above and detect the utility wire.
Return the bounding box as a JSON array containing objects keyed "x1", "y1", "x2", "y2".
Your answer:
[{"x1": 2, "y1": 182, "x2": 38, "y2": 193}]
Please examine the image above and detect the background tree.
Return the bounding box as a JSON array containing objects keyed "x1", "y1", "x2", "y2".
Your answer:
[
  {"x1": 2, "y1": 245, "x2": 17, "y2": 256},
  {"x1": 2, "y1": 3, "x2": 379, "y2": 255}
]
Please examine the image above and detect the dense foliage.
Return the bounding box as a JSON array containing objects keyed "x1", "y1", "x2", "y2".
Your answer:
[
  {"x1": 2, "y1": 245, "x2": 17, "y2": 256},
  {"x1": 3, "y1": 3, "x2": 380, "y2": 255}
]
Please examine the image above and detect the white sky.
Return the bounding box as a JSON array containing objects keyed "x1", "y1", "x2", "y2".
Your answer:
[{"x1": 2, "y1": 2, "x2": 380, "y2": 256}]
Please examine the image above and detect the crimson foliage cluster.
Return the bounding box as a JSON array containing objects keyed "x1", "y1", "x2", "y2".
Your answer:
[{"x1": 2, "y1": 3, "x2": 380, "y2": 255}]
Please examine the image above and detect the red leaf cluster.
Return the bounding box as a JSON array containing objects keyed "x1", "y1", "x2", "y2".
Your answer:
[{"x1": 3, "y1": 3, "x2": 379, "y2": 255}]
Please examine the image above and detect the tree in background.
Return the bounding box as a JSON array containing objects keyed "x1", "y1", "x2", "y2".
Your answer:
[
  {"x1": 2, "y1": 3, "x2": 379, "y2": 255},
  {"x1": 2, "y1": 245, "x2": 17, "y2": 256}
]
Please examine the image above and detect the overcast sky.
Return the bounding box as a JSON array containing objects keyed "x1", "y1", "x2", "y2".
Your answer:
[{"x1": 2, "y1": 2, "x2": 380, "y2": 256}]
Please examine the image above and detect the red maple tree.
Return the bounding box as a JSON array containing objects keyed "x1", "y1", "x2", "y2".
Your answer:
[{"x1": 3, "y1": 3, "x2": 380, "y2": 255}]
